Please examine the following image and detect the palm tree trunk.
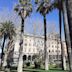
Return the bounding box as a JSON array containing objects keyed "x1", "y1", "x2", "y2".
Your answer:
[
  {"x1": 57, "y1": 37, "x2": 59, "y2": 61},
  {"x1": 17, "y1": 18, "x2": 24, "y2": 72},
  {"x1": 43, "y1": 15, "x2": 49, "y2": 70},
  {"x1": 2, "y1": 52, "x2": 7, "y2": 67},
  {"x1": 2, "y1": 39, "x2": 13, "y2": 68},
  {"x1": 66, "y1": 0, "x2": 72, "y2": 49},
  {"x1": 59, "y1": 7, "x2": 66, "y2": 70},
  {"x1": 1, "y1": 33, "x2": 6, "y2": 66},
  {"x1": 62, "y1": 1, "x2": 72, "y2": 72}
]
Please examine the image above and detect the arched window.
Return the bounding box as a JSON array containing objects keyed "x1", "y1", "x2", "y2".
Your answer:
[
  {"x1": 32, "y1": 55, "x2": 36, "y2": 60},
  {"x1": 28, "y1": 55, "x2": 31, "y2": 60},
  {"x1": 23, "y1": 55, "x2": 27, "y2": 61}
]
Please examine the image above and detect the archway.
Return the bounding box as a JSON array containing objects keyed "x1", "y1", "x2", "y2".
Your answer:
[
  {"x1": 32, "y1": 55, "x2": 36, "y2": 61},
  {"x1": 23, "y1": 55, "x2": 27, "y2": 61},
  {"x1": 28, "y1": 55, "x2": 31, "y2": 60}
]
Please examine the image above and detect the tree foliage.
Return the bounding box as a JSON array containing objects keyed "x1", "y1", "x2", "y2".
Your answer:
[
  {"x1": 14, "y1": 0, "x2": 32, "y2": 19},
  {"x1": 35, "y1": 0, "x2": 53, "y2": 15},
  {"x1": 0, "y1": 21, "x2": 15, "y2": 39}
]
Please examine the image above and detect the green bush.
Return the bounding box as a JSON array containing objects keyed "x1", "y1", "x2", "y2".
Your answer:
[
  {"x1": 26, "y1": 62, "x2": 30, "y2": 67},
  {"x1": 34, "y1": 61, "x2": 40, "y2": 68},
  {"x1": 49, "y1": 63, "x2": 62, "y2": 69},
  {"x1": 49, "y1": 64, "x2": 57, "y2": 69}
]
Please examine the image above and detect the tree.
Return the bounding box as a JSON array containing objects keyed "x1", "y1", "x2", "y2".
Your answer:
[
  {"x1": 58, "y1": 0, "x2": 65, "y2": 70},
  {"x1": 35, "y1": 0, "x2": 53, "y2": 70},
  {"x1": 33, "y1": 50, "x2": 44, "y2": 69},
  {"x1": 3, "y1": 38, "x2": 14, "y2": 69},
  {"x1": 62, "y1": 0, "x2": 72, "y2": 71},
  {"x1": 0, "y1": 21, "x2": 15, "y2": 67},
  {"x1": 66, "y1": 0, "x2": 72, "y2": 71},
  {"x1": 53, "y1": 0, "x2": 72, "y2": 71},
  {"x1": 66, "y1": 0, "x2": 72, "y2": 50},
  {"x1": 51, "y1": 0, "x2": 67, "y2": 70},
  {"x1": 14, "y1": 0, "x2": 32, "y2": 72}
]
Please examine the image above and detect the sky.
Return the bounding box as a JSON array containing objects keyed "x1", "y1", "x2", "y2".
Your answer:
[
  {"x1": 0, "y1": 0, "x2": 59, "y2": 33},
  {"x1": 0, "y1": 0, "x2": 65, "y2": 52}
]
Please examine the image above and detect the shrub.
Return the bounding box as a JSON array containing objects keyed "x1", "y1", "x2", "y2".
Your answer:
[
  {"x1": 34, "y1": 61, "x2": 40, "y2": 68},
  {"x1": 26, "y1": 62, "x2": 30, "y2": 67}
]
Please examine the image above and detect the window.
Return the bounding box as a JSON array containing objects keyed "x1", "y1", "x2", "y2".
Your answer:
[
  {"x1": 25, "y1": 39, "x2": 27, "y2": 41},
  {"x1": 24, "y1": 48, "x2": 26, "y2": 52},
  {"x1": 33, "y1": 49, "x2": 35, "y2": 52},
  {"x1": 37, "y1": 48, "x2": 39, "y2": 51},
  {"x1": 33, "y1": 43, "x2": 35, "y2": 46},
  {"x1": 25, "y1": 43, "x2": 27, "y2": 46},
  {"x1": 41, "y1": 41, "x2": 42, "y2": 43},
  {"x1": 52, "y1": 42, "x2": 53, "y2": 44},
  {"x1": 52, "y1": 45, "x2": 54, "y2": 48},
  {"x1": 29, "y1": 43, "x2": 31, "y2": 46},
  {"x1": 32, "y1": 55, "x2": 36, "y2": 60},
  {"x1": 58, "y1": 50, "x2": 60, "y2": 53},
  {"x1": 38, "y1": 40, "x2": 40, "y2": 42},
  {"x1": 25, "y1": 36, "x2": 27, "y2": 38},
  {"x1": 49, "y1": 45, "x2": 50, "y2": 47},
  {"x1": 52, "y1": 50, "x2": 54, "y2": 52},
  {"x1": 28, "y1": 55, "x2": 31, "y2": 60},
  {"x1": 49, "y1": 50, "x2": 50, "y2": 52},
  {"x1": 30, "y1": 39, "x2": 31, "y2": 42},
  {"x1": 51, "y1": 36, "x2": 53, "y2": 38},
  {"x1": 58, "y1": 42, "x2": 60, "y2": 44},
  {"x1": 34, "y1": 42, "x2": 36, "y2": 46},
  {"x1": 48, "y1": 35, "x2": 50, "y2": 38},
  {"x1": 56, "y1": 50, "x2": 57, "y2": 52},
  {"x1": 23, "y1": 55, "x2": 27, "y2": 61},
  {"x1": 59, "y1": 55, "x2": 61, "y2": 59},
  {"x1": 53, "y1": 55, "x2": 55, "y2": 59},
  {"x1": 57, "y1": 46, "x2": 59, "y2": 48},
  {"x1": 55, "y1": 46, "x2": 57, "y2": 48},
  {"x1": 29, "y1": 48, "x2": 31, "y2": 52}
]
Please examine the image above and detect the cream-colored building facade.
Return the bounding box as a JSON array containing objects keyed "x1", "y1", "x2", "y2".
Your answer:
[{"x1": 13, "y1": 29, "x2": 67, "y2": 65}]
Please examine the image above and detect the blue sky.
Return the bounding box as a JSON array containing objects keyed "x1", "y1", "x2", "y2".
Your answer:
[
  {"x1": 0, "y1": 0, "x2": 59, "y2": 34},
  {"x1": 0, "y1": 0, "x2": 65, "y2": 52}
]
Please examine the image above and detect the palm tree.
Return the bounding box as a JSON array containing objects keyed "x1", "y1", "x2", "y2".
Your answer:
[
  {"x1": 54, "y1": 0, "x2": 72, "y2": 71},
  {"x1": 58, "y1": 0, "x2": 66, "y2": 70},
  {"x1": 0, "y1": 21, "x2": 15, "y2": 67},
  {"x1": 50, "y1": 0, "x2": 67, "y2": 70},
  {"x1": 3, "y1": 38, "x2": 14, "y2": 69},
  {"x1": 66, "y1": 0, "x2": 72, "y2": 50},
  {"x1": 59, "y1": 11, "x2": 67, "y2": 70},
  {"x1": 62, "y1": 0, "x2": 72, "y2": 71},
  {"x1": 14, "y1": 0, "x2": 32, "y2": 72},
  {"x1": 66, "y1": 1, "x2": 72, "y2": 71},
  {"x1": 35, "y1": 0, "x2": 53, "y2": 70}
]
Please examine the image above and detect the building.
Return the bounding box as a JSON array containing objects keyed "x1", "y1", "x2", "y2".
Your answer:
[{"x1": 13, "y1": 29, "x2": 67, "y2": 65}]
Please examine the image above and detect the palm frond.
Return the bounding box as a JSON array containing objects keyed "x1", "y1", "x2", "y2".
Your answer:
[
  {"x1": 14, "y1": 0, "x2": 32, "y2": 18},
  {"x1": 35, "y1": 0, "x2": 42, "y2": 4},
  {"x1": 0, "y1": 21, "x2": 16, "y2": 39},
  {"x1": 37, "y1": 2, "x2": 44, "y2": 12},
  {"x1": 35, "y1": 0, "x2": 39, "y2": 4},
  {"x1": 36, "y1": 1, "x2": 53, "y2": 15},
  {"x1": 51, "y1": 0, "x2": 63, "y2": 10}
]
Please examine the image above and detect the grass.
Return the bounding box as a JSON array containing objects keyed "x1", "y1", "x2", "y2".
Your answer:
[
  {"x1": 0, "y1": 65, "x2": 69, "y2": 72},
  {"x1": 23, "y1": 68, "x2": 68, "y2": 72},
  {"x1": 10, "y1": 68, "x2": 69, "y2": 72},
  {"x1": 0, "y1": 68, "x2": 69, "y2": 72}
]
